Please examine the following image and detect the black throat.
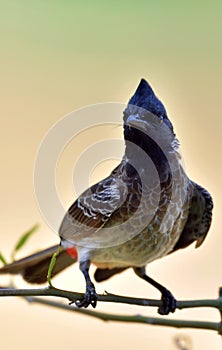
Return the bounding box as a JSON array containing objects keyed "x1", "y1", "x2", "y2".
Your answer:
[{"x1": 124, "y1": 125, "x2": 171, "y2": 183}]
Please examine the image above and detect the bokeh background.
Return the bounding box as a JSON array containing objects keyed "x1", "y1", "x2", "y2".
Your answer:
[{"x1": 1, "y1": 1, "x2": 222, "y2": 349}]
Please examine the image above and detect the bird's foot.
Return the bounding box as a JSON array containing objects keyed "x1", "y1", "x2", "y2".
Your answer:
[
  {"x1": 75, "y1": 283, "x2": 98, "y2": 308},
  {"x1": 158, "y1": 288, "x2": 177, "y2": 315}
]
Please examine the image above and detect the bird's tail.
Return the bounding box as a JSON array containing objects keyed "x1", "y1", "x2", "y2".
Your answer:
[{"x1": 0, "y1": 245, "x2": 77, "y2": 284}]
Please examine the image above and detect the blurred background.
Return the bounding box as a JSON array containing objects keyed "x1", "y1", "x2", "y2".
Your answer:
[{"x1": 0, "y1": 1, "x2": 222, "y2": 349}]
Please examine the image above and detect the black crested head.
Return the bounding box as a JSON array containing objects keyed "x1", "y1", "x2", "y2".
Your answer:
[
  {"x1": 123, "y1": 78, "x2": 175, "y2": 137},
  {"x1": 123, "y1": 79, "x2": 178, "y2": 172},
  {"x1": 127, "y1": 78, "x2": 167, "y2": 118}
]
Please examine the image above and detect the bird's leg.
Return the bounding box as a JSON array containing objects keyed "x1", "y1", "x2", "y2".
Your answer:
[
  {"x1": 133, "y1": 267, "x2": 177, "y2": 315},
  {"x1": 75, "y1": 260, "x2": 97, "y2": 308}
]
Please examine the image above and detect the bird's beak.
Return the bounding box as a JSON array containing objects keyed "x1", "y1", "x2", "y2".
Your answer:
[{"x1": 126, "y1": 114, "x2": 147, "y2": 131}]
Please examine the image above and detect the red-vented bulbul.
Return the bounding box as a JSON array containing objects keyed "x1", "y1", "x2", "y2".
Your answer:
[{"x1": 0, "y1": 79, "x2": 213, "y2": 315}]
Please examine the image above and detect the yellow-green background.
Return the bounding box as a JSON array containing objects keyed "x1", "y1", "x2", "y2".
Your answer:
[{"x1": 1, "y1": 1, "x2": 222, "y2": 349}]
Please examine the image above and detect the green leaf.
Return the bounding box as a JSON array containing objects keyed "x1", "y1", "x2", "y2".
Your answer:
[
  {"x1": 0, "y1": 252, "x2": 7, "y2": 265},
  {"x1": 11, "y1": 224, "x2": 40, "y2": 261}
]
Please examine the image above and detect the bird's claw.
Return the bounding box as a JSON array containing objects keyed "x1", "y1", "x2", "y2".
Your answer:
[
  {"x1": 75, "y1": 285, "x2": 98, "y2": 308},
  {"x1": 158, "y1": 289, "x2": 177, "y2": 315}
]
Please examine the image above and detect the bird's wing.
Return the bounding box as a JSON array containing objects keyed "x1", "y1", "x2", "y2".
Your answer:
[
  {"x1": 169, "y1": 182, "x2": 213, "y2": 253},
  {"x1": 59, "y1": 164, "x2": 131, "y2": 245}
]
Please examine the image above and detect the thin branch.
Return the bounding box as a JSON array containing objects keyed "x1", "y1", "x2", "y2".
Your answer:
[
  {"x1": 1, "y1": 286, "x2": 222, "y2": 334},
  {"x1": 25, "y1": 296, "x2": 220, "y2": 333},
  {"x1": 0, "y1": 286, "x2": 222, "y2": 310}
]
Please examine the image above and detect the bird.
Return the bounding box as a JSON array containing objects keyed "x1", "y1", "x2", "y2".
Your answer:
[{"x1": 0, "y1": 79, "x2": 213, "y2": 315}]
